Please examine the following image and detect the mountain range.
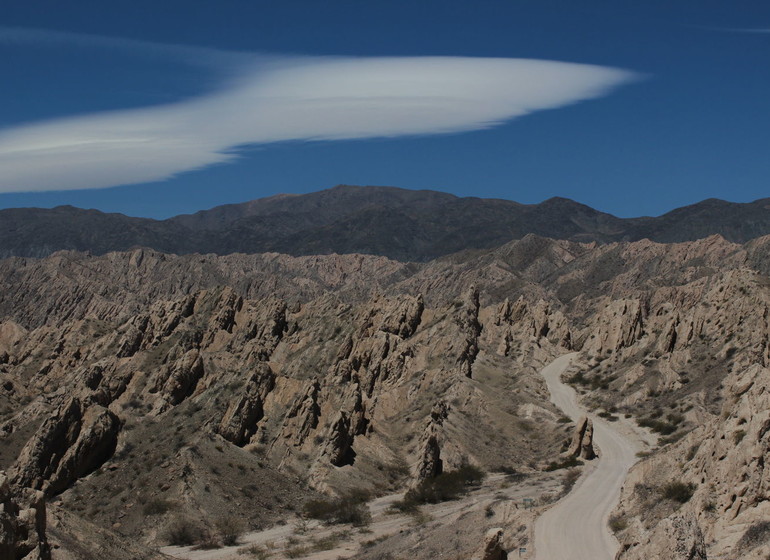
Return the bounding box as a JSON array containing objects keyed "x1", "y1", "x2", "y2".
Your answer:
[{"x1": 3, "y1": 184, "x2": 770, "y2": 260}]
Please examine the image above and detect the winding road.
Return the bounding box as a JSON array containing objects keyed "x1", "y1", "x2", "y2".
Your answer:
[{"x1": 534, "y1": 353, "x2": 648, "y2": 560}]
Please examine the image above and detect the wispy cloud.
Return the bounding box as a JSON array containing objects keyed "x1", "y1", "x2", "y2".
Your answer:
[
  {"x1": 724, "y1": 27, "x2": 770, "y2": 33},
  {"x1": 692, "y1": 25, "x2": 770, "y2": 34},
  {"x1": 0, "y1": 30, "x2": 640, "y2": 193},
  {"x1": 0, "y1": 26, "x2": 251, "y2": 69}
]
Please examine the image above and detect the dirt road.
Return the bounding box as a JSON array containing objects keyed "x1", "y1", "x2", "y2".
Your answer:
[{"x1": 534, "y1": 353, "x2": 650, "y2": 560}]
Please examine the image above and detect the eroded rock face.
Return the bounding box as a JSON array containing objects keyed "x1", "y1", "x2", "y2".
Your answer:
[
  {"x1": 413, "y1": 401, "x2": 449, "y2": 484},
  {"x1": 6, "y1": 234, "x2": 770, "y2": 555},
  {"x1": 456, "y1": 287, "x2": 482, "y2": 378},
  {"x1": 567, "y1": 416, "x2": 596, "y2": 460},
  {"x1": 0, "y1": 472, "x2": 50, "y2": 560},
  {"x1": 475, "y1": 527, "x2": 507, "y2": 560},
  {"x1": 280, "y1": 379, "x2": 321, "y2": 446},
  {"x1": 10, "y1": 398, "x2": 120, "y2": 496},
  {"x1": 218, "y1": 364, "x2": 276, "y2": 446}
]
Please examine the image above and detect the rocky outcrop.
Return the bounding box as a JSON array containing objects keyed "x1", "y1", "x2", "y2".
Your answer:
[
  {"x1": 10, "y1": 399, "x2": 121, "y2": 495},
  {"x1": 619, "y1": 514, "x2": 706, "y2": 560},
  {"x1": 456, "y1": 287, "x2": 482, "y2": 378},
  {"x1": 473, "y1": 527, "x2": 507, "y2": 560},
  {"x1": 281, "y1": 380, "x2": 321, "y2": 446},
  {"x1": 217, "y1": 364, "x2": 276, "y2": 446},
  {"x1": 413, "y1": 401, "x2": 449, "y2": 484},
  {"x1": 320, "y1": 412, "x2": 357, "y2": 467},
  {"x1": 582, "y1": 299, "x2": 645, "y2": 356},
  {"x1": 415, "y1": 425, "x2": 442, "y2": 483},
  {"x1": 379, "y1": 295, "x2": 424, "y2": 338},
  {"x1": 148, "y1": 350, "x2": 205, "y2": 408},
  {"x1": 0, "y1": 472, "x2": 50, "y2": 560},
  {"x1": 567, "y1": 416, "x2": 596, "y2": 460},
  {"x1": 492, "y1": 297, "x2": 571, "y2": 354}
]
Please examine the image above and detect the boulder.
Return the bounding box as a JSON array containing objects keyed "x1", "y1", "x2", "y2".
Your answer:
[{"x1": 567, "y1": 416, "x2": 596, "y2": 460}]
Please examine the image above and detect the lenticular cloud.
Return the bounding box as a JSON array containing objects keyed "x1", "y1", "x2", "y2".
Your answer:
[{"x1": 0, "y1": 55, "x2": 637, "y2": 192}]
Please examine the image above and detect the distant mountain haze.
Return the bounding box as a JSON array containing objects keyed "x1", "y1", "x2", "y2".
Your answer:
[{"x1": 2, "y1": 185, "x2": 769, "y2": 261}]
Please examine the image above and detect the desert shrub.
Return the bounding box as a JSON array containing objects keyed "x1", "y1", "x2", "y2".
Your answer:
[
  {"x1": 545, "y1": 456, "x2": 583, "y2": 472},
  {"x1": 302, "y1": 494, "x2": 371, "y2": 526},
  {"x1": 608, "y1": 514, "x2": 627, "y2": 532},
  {"x1": 237, "y1": 544, "x2": 270, "y2": 559},
  {"x1": 310, "y1": 530, "x2": 349, "y2": 552},
  {"x1": 637, "y1": 417, "x2": 678, "y2": 435},
  {"x1": 561, "y1": 468, "x2": 581, "y2": 496},
  {"x1": 216, "y1": 516, "x2": 243, "y2": 546},
  {"x1": 163, "y1": 516, "x2": 201, "y2": 546},
  {"x1": 660, "y1": 481, "x2": 696, "y2": 504},
  {"x1": 143, "y1": 498, "x2": 173, "y2": 515},
  {"x1": 567, "y1": 371, "x2": 588, "y2": 385},
  {"x1": 284, "y1": 545, "x2": 308, "y2": 558}
]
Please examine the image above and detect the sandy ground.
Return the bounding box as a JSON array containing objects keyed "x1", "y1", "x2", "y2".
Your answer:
[
  {"x1": 534, "y1": 353, "x2": 655, "y2": 560},
  {"x1": 161, "y1": 470, "x2": 563, "y2": 560}
]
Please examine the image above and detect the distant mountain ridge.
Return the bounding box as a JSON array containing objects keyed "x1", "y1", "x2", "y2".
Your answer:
[{"x1": 2, "y1": 184, "x2": 770, "y2": 261}]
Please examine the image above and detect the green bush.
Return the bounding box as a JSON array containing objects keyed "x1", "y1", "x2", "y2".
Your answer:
[{"x1": 660, "y1": 481, "x2": 696, "y2": 503}]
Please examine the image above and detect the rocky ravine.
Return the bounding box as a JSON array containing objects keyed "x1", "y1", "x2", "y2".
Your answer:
[{"x1": 3, "y1": 234, "x2": 770, "y2": 557}]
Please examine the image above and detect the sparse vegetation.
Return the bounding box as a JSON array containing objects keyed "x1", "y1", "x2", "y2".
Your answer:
[
  {"x1": 237, "y1": 544, "x2": 270, "y2": 559},
  {"x1": 216, "y1": 516, "x2": 243, "y2": 546},
  {"x1": 660, "y1": 481, "x2": 696, "y2": 504},
  {"x1": 163, "y1": 516, "x2": 201, "y2": 546},
  {"x1": 561, "y1": 468, "x2": 581, "y2": 496},
  {"x1": 309, "y1": 530, "x2": 350, "y2": 552},
  {"x1": 302, "y1": 492, "x2": 371, "y2": 526},
  {"x1": 545, "y1": 456, "x2": 583, "y2": 472},
  {"x1": 142, "y1": 498, "x2": 173, "y2": 515},
  {"x1": 608, "y1": 514, "x2": 627, "y2": 532},
  {"x1": 392, "y1": 464, "x2": 485, "y2": 510}
]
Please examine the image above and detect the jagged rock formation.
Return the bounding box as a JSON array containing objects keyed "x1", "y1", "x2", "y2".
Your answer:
[
  {"x1": 10, "y1": 398, "x2": 121, "y2": 496},
  {"x1": 413, "y1": 401, "x2": 449, "y2": 484},
  {"x1": 567, "y1": 416, "x2": 596, "y2": 460},
  {"x1": 456, "y1": 287, "x2": 482, "y2": 378},
  {"x1": 0, "y1": 472, "x2": 50, "y2": 560},
  {"x1": 217, "y1": 364, "x2": 275, "y2": 446},
  {"x1": 4, "y1": 232, "x2": 770, "y2": 556}
]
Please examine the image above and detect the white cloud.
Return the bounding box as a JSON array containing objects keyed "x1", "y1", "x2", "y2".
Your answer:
[{"x1": 0, "y1": 36, "x2": 639, "y2": 192}]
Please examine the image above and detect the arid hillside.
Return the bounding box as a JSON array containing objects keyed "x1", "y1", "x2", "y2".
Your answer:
[{"x1": 3, "y1": 233, "x2": 770, "y2": 559}]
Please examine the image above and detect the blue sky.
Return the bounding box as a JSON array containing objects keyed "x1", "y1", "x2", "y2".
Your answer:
[{"x1": 0, "y1": 1, "x2": 769, "y2": 218}]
